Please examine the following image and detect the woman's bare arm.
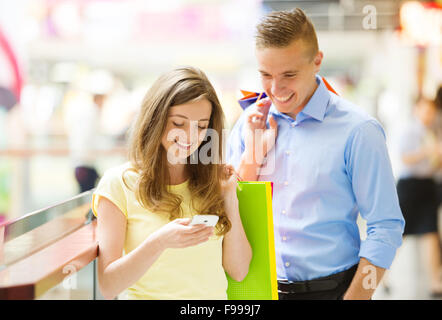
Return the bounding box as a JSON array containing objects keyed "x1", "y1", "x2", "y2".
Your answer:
[
  {"x1": 96, "y1": 197, "x2": 213, "y2": 299},
  {"x1": 221, "y1": 173, "x2": 252, "y2": 281}
]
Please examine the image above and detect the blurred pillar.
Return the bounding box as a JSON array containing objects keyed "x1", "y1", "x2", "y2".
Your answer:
[{"x1": 416, "y1": 45, "x2": 427, "y2": 100}]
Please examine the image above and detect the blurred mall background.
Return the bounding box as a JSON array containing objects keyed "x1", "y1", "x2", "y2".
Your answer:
[{"x1": 0, "y1": 0, "x2": 441, "y2": 299}]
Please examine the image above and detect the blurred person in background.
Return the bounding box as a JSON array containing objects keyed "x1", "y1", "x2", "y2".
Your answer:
[
  {"x1": 435, "y1": 86, "x2": 442, "y2": 207},
  {"x1": 64, "y1": 70, "x2": 113, "y2": 193},
  {"x1": 67, "y1": 92, "x2": 104, "y2": 193},
  {"x1": 0, "y1": 87, "x2": 13, "y2": 223},
  {"x1": 0, "y1": 86, "x2": 18, "y2": 224},
  {"x1": 397, "y1": 96, "x2": 442, "y2": 297}
]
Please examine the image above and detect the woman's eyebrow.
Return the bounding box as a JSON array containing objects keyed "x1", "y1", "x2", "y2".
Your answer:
[{"x1": 169, "y1": 114, "x2": 210, "y2": 121}]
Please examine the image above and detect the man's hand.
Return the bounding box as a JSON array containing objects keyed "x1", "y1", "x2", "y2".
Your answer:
[{"x1": 243, "y1": 98, "x2": 278, "y2": 165}]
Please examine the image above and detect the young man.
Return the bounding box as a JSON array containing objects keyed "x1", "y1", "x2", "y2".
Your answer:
[{"x1": 227, "y1": 8, "x2": 405, "y2": 300}]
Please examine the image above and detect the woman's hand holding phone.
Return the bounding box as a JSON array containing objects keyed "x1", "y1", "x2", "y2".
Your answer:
[{"x1": 154, "y1": 218, "x2": 214, "y2": 249}]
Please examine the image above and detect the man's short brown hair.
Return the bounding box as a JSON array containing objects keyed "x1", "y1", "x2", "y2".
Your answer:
[{"x1": 256, "y1": 8, "x2": 319, "y2": 59}]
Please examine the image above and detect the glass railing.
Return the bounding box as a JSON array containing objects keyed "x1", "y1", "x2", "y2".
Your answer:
[{"x1": 0, "y1": 191, "x2": 102, "y2": 299}]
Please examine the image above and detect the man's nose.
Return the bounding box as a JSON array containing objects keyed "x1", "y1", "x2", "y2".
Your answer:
[{"x1": 271, "y1": 79, "x2": 284, "y2": 95}]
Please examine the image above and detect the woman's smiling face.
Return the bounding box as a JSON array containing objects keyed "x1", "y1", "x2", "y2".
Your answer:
[{"x1": 161, "y1": 98, "x2": 212, "y2": 163}]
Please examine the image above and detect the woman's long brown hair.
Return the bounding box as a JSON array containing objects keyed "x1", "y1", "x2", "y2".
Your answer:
[{"x1": 123, "y1": 66, "x2": 231, "y2": 235}]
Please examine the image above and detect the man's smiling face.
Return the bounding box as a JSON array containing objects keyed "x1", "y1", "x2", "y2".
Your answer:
[{"x1": 256, "y1": 39, "x2": 323, "y2": 119}]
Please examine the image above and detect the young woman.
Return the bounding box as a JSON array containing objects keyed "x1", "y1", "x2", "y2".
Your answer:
[{"x1": 92, "y1": 66, "x2": 252, "y2": 300}]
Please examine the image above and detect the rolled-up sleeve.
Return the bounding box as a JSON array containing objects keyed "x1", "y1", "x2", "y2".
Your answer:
[{"x1": 345, "y1": 120, "x2": 405, "y2": 269}]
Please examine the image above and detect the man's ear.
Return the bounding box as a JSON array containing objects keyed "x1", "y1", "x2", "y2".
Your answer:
[{"x1": 313, "y1": 50, "x2": 323, "y2": 74}]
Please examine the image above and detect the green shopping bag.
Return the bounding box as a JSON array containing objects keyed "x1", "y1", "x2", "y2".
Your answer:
[{"x1": 226, "y1": 181, "x2": 278, "y2": 300}]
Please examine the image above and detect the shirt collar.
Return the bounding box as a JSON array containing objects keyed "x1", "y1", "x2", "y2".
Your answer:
[{"x1": 269, "y1": 75, "x2": 331, "y2": 123}]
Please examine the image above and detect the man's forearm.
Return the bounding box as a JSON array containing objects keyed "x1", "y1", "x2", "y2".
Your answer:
[{"x1": 343, "y1": 258, "x2": 385, "y2": 300}]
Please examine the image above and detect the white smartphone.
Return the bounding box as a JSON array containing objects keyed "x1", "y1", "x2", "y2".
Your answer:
[{"x1": 189, "y1": 215, "x2": 219, "y2": 227}]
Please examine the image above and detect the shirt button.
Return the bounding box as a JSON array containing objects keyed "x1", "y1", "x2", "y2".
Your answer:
[
  {"x1": 284, "y1": 181, "x2": 289, "y2": 186},
  {"x1": 290, "y1": 123, "x2": 295, "y2": 128},
  {"x1": 282, "y1": 236, "x2": 287, "y2": 241},
  {"x1": 285, "y1": 262, "x2": 290, "y2": 267},
  {"x1": 285, "y1": 150, "x2": 290, "y2": 155},
  {"x1": 282, "y1": 210, "x2": 286, "y2": 215}
]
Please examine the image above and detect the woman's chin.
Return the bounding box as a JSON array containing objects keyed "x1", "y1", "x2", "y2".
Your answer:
[{"x1": 165, "y1": 144, "x2": 202, "y2": 164}]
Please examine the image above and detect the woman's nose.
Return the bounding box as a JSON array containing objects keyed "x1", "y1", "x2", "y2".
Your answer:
[{"x1": 188, "y1": 122, "x2": 200, "y2": 143}]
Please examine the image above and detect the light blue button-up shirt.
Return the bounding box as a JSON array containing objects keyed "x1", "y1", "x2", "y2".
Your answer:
[{"x1": 227, "y1": 75, "x2": 405, "y2": 281}]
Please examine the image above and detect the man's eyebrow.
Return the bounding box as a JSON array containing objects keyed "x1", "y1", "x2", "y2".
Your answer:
[
  {"x1": 169, "y1": 114, "x2": 210, "y2": 121},
  {"x1": 259, "y1": 69, "x2": 299, "y2": 75},
  {"x1": 281, "y1": 70, "x2": 299, "y2": 75}
]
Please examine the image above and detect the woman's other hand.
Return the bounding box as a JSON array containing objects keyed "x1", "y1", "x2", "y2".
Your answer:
[{"x1": 221, "y1": 164, "x2": 239, "y2": 196}]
